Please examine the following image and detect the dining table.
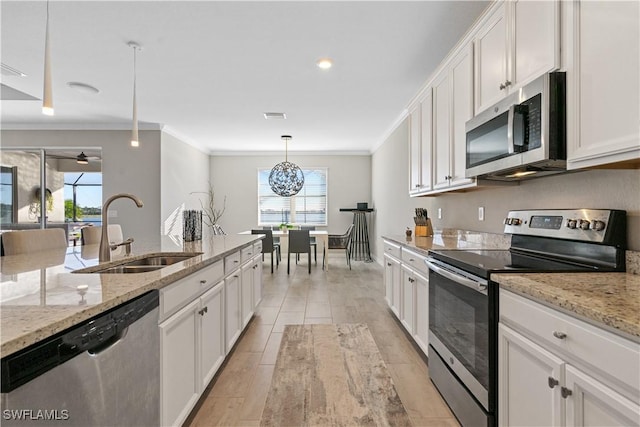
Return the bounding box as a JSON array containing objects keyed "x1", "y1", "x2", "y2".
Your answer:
[{"x1": 239, "y1": 230, "x2": 330, "y2": 270}]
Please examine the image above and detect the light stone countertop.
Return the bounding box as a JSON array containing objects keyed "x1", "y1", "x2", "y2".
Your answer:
[
  {"x1": 0, "y1": 234, "x2": 262, "y2": 357},
  {"x1": 383, "y1": 232, "x2": 640, "y2": 342},
  {"x1": 494, "y1": 272, "x2": 640, "y2": 342}
]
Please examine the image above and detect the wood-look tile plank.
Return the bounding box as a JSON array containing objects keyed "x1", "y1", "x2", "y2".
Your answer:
[
  {"x1": 236, "y1": 323, "x2": 273, "y2": 353},
  {"x1": 272, "y1": 311, "x2": 305, "y2": 333},
  {"x1": 237, "y1": 364, "x2": 275, "y2": 422},
  {"x1": 304, "y1": 317, "x2": 332, "y2": 324},
  {"x1": 305, "y1": 301, "x2": 331, "y2": 318},
  {"x1": 259, "y1": 332, "x2": 283, "y2": 365},
  {"x1": 410, "y1": 416, "x2": 461, "y2": 427},
  {"x1": 387, "y1": 363, "x2": 456, "y2": 420},
  {"x1": 210, "y1": 352, "x2": 262, "y2": 398},
  {"x1": 253, "y1": 306, "x2": 279, "y2": 325},
  {"x1": 280, "y1": 296, "x2": 307, "y2": 312},
  {"x1": 188, "y1": 397, "x2": 244, "y2": 427}
]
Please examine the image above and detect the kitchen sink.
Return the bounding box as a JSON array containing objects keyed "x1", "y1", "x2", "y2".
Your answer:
[
  {"x1": 73, "y1": 252, "x2": 202, "y2": 274},
  {"x1": 121, "y1": 254, "x2": 200, "y2": 267}
]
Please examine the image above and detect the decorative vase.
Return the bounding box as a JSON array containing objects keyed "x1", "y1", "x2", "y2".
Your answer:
[{"x1": 211, "y1": 224, "x2": 226, "y2": 235}]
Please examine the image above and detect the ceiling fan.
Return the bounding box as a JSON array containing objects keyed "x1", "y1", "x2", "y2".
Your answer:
[{"x1": 45, "y1": 151, "x2": 102, "y2": 164}]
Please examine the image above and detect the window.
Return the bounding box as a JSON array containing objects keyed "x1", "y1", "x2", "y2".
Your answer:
[
  {"x1": 0, "y1": 166, "x2": 17, "y2": 223},
  {"x1": 258, "y1": 168, "x2": 327, "y2": 226}
]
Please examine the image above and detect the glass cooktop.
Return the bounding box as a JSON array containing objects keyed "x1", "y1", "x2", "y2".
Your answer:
[{"x1": 428, "y1": 249, "x2": 601, "y2": 279}]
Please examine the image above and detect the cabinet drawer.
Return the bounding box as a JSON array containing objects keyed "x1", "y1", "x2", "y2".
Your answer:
[
  {"x1": 241, "y1": 245, "x2": 256, "y2": 263},
  {"x1": 160, "y1": 261, "x2": 222, "y2": 321},
  {"x1": 383, "y1": 240, "x2": 401, "y2": 258},
  {"x1": 224, "y1": 251, "x2": 241, "y2": 274},
  {"x1": 402, "y1": 248, "x2": 429, "y2": 276},
  {"x1": 500, "y1": 289, "x2": 640, "y2": 397},
  {"x1": 254, "y1": 241, "x2": 263, "y2": 255}
]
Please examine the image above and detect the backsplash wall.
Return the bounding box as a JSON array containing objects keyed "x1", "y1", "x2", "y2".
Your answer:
[{"x1": 371, "y1": 119, "x2": 640, "y2": 262}]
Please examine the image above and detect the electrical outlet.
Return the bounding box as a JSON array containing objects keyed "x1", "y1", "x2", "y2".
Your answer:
[
  {"x1": 478, "y1": 206, "x2": 485, "y2": 221},
  {"x1": 438, "y1": 208, "x2": 442, "y2": 219}
]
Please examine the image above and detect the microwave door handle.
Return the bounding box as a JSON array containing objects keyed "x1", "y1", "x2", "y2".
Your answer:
[{"x1": 507, "y1": 104, "x2": 516, "y2": 154}]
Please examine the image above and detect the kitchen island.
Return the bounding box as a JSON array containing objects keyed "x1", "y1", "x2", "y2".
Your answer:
[{"x1": 0, "y1": 234, "x2": 262, "y2": 358}]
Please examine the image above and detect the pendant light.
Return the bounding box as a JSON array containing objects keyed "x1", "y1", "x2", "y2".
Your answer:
[
  {"x1": 269, "y1": 135, "x2": 305, "y2": 197},
  {"x1": 76, "y1": 152, "x2": 89, "y2": 165},
  {"x1": 128, "y1": 41, "x2": 142, "y2": 147},
  {"x1": 42, "y1": 0, "x2": 53, "y2": 115}
]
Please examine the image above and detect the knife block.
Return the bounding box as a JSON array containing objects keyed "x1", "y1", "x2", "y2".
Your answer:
[{"x1": 415, "y1": 219, "x2": 433, "y2": 237}]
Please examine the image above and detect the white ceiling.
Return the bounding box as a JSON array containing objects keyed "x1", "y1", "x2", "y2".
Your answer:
[{"x1": 1, "y1": 1, "x2": 489, "y2": 154}]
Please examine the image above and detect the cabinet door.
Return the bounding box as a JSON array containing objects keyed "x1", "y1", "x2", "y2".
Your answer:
[
  {"x1": 432, "y1": 69, "x2": 451, "y2": 190},
  {"x1": 511, "y1": 0, "x2": 559, "y2": 90},
  {"x1": 449, "y1": 43, "x2": 474, "y2": 187},
  {"x1": 200, "y1": 282, "x2": 225, "y2": 390},
  {"x1": 474, "y1": 2, "x2": 507, "y2": 114},
  {"x1": 225, "y1": 272, "x2": 242, "y2": 353},
  {"x1": 384, "y1": 255, "x2": 401, "y2": 317},
  {"x1": 566, "y1": 0, "x2": 640, "y2": 168},
  {"x1": 160, "y1": 299, "x2": 200, "y2": 427},
  {"x1": 565, "y1": 365, "x2": 640, "y2": 427},
  {"x1": 498, "y1": 323, "x2": 564, "y2": 427},
  {"x1": 400, "y1": 265, "x2": 415, "y2": 335},
  {"x1": 409, "y1": 105, "x2": 422, "y2": 193},
  {"x1": 241, "y1": 262, "x2": 254, "y2": 328},
  {"x1": 413, "y1": 270, "x2": 429, "y2": 356},
  {"x1": 383, "y1": 254, "x2": 394, "y2": 307},
  {"x1": 252, "y1": 254, "x2": 263, "y2": 308},
  {"x1": 420, "y1": 90, "x2": 433, "y2": 192}
]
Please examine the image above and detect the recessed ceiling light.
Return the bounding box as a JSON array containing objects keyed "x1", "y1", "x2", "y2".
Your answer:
[
  {"x1": 67, "y1": 81, "x2": 100, "y2": 94},
  {"x1": 317, "y1": 58, "x2": 333, "y2": 70},
  {"x1": 264, "y1": 112, "x2": 287, "y2": 119}
]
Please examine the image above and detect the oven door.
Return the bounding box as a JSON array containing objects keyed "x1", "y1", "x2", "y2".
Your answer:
[{"x1": 426, "y1": 257, "x2": 494, "y2": 411}]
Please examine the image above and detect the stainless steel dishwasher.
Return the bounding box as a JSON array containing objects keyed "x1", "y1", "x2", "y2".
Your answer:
[{"x1": 1, "y1": 290, "x2": 160, "y2": 426}]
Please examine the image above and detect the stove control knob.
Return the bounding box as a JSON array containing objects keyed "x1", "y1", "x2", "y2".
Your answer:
[
  {"x1": 591, "y1": 220, "x2": 606, "y2": 231},
  {"x1": 579, "y1": 219, "x2": 591, "y2": 230},
  {"x1": 511, "y1": 218, "x2": 522, "y2": 226},
  {"x1": 566, "y1": 219, "x2": 578, "y2": 229}
]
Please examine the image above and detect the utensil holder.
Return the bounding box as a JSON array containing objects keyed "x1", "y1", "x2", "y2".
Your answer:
[{"x1": 415, "y1": 219, "x2": 433, "y2": 237}]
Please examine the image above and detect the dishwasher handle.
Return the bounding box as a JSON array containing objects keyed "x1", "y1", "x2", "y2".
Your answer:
[{"x1": 426, "y1": 258, "x2": 488, "y2": 295}]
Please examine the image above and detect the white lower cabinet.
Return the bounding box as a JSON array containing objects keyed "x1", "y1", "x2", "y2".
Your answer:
[
  {"x1": 240, "y1": 262, "x2": 254, "y2": 328},
  {"x1": 225, "y1": 271, "x2": 241, "y2": 353},
  {"x1": 159, "y1": 243, "x2": 262, "y2": 426},
  {"x1": 252, "y1": 254, "x2": 263, "y2": 308},
  {"x1": 383, "y1": 253, "x2": 401, "y2": 317},
  {"x1": 499, "y1": 289, "x2": 640, "y2": 427},
  {"x1": 160, "y1": 299, "x2": 200, "y2": 427},
  {"x1": 400, "y1": 265, "x2": 416, "y2": 335},
  {"x1": 199, "y1": 282, "x2": 225, "y2": 391},
  {"x1": 383, "y1": 239, "x2": 430, "y2": 358}
]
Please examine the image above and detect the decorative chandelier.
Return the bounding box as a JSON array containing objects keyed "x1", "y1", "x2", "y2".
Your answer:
[{"x1": 269, "y1": 135, "x2": 304, "y2": 197}]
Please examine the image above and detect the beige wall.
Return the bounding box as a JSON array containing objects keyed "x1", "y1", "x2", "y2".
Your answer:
[
  {"x1": 160, "y1": 132, "x2": 210, "y2": 238},
  {"x1": 371, "y1": 117, "x2": 640, "y2": 262},
  {"x1": 210, "y1": 154, "x2": 371, "y2": 235}
]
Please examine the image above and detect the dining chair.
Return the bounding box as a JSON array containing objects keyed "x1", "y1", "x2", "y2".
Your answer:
[
  {"x1": 299, "y1": 225, "x2": 318, "y2": 264},
  {"x1": 262, "y1": 226, "x2": 281, "y2": 261},
  {"x1": 252, "y1": 229, "x2": 279, "y2": 273},
  {"x1": 287, "y1": 229, "x2": 311, "y2": 274},
  {"x1": 324, "y1": 224, "x2": 354, "y2": 270},
  {"x1": 81, "y1": 225, "x2": 123, "y2": 246},
  {"x1": 1, "y1": 228, "x2": 67, "y2": 256}
]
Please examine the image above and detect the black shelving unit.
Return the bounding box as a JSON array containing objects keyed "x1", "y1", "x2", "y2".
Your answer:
[{"x1": 339, "y1": 208, "x2": 374, "y2": 262}]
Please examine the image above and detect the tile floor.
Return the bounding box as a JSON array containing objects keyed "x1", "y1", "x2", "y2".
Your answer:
[{"x1": 185, "y1": 252, "x2": 459, "y2": 427}]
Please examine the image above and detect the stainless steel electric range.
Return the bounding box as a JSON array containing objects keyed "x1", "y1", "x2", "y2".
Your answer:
[{"x1": 425, "y1": 209, "x2": 627, "y2": 427}]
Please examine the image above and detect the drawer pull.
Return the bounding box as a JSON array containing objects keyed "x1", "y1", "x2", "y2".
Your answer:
[
  {"x1": 561, "y1": 387, "x2": 572, "y2": 398},
  {"x1": 552, "y1": 331, "x2": 567, "y2": 339},
  {"x1": 548, "y1": 377, "x2": 559, "y2": 388},
  {"x1": 234, "y1": 260, "x2": 239, "y2": 263},
  {"x1": 200, "y1": 280, "x2": 207, "y2": 285},
  {"x1": 387, "y1": 262, "x2": 392, "y2": 266},
  {"x1": 409, "y1": 258, "x2": 415, "y2": 262},
  {"x1": 408, "y1": 277, "x2": 415, "y2": 283}
]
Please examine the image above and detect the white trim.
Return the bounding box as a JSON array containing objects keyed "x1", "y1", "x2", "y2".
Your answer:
[
  {"x1": 160, "y1": 125, "x2": 210, "y2": 155},
  {"x1": 370, "y1": 108, "x2": 409, "y2": 154},
  {"x1": 210, "y1": 150, "x2": 370, "y2": 157},
  {"x1": 1, "y1": 122, "x2": 163, "y2": 131}
]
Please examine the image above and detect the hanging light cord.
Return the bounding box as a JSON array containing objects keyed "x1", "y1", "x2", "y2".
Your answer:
[{"x1": 285, "y1": 137, "x2": 289, "y2": 162}]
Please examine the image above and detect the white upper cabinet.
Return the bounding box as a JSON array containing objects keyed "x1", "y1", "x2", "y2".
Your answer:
[
  {"x1": 564, "y1": 0, "x2": 640, "y2": 169},
  {"x1": 408, "y1": 90, "x2": 433, "y2": 195},
  {"x1": 474, "y1": 0, "x2": 560, "y2": 114},
  {"x1": 432, "y1": 69, "x2": 451, "y2": 190},
  {"x1": 449, "y1": 44, "x2": 475, "y2": 188}
]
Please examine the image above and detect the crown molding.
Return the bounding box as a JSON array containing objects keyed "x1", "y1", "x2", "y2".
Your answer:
[{"x1": 0, "y1": 122, "x2": 163, "y2": 131}]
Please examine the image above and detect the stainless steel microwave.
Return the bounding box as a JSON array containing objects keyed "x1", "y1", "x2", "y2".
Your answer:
[{"x1": 465, "y1": 72, "x2": 566, "y2": 181}]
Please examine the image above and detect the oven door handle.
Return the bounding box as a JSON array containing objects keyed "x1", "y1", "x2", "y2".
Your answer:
[{"x1": 426, "y1": 259, "x2": 488, "y2": 295}]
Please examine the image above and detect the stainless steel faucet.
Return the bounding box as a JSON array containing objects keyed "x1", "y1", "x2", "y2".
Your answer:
[{"x1": 99, "y1": 193, "x2": 144, "y2": 262}]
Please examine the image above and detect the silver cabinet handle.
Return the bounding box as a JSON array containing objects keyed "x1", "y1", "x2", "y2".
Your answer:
[
  {"x1": 553, "y1": 331, "x2": 567, "y2": 339},
  {"x1": 499, "y1": 83, "x2": 506, "y2": 90},
  {"x1": 408, "y1": 277, "x2": 415, "y2": 283},
  {"x1": 548, "y1": 377, "x2": 559, "y2": 388},
  {"x1": 409, "y1": 258, "x2": 415, "y2": 262},
  {"x1": 387, "y1": 262, "x2": 392, "y2": 267},
  {"x1": 200, "y1": 280, "x2": 207, "y2": 285},
  {"x1": 561, "y1": 387, "x2": 572, "y2": 398},
  {"x1": 504, "y1": 80, "x2": 512, "y2": 87}
]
